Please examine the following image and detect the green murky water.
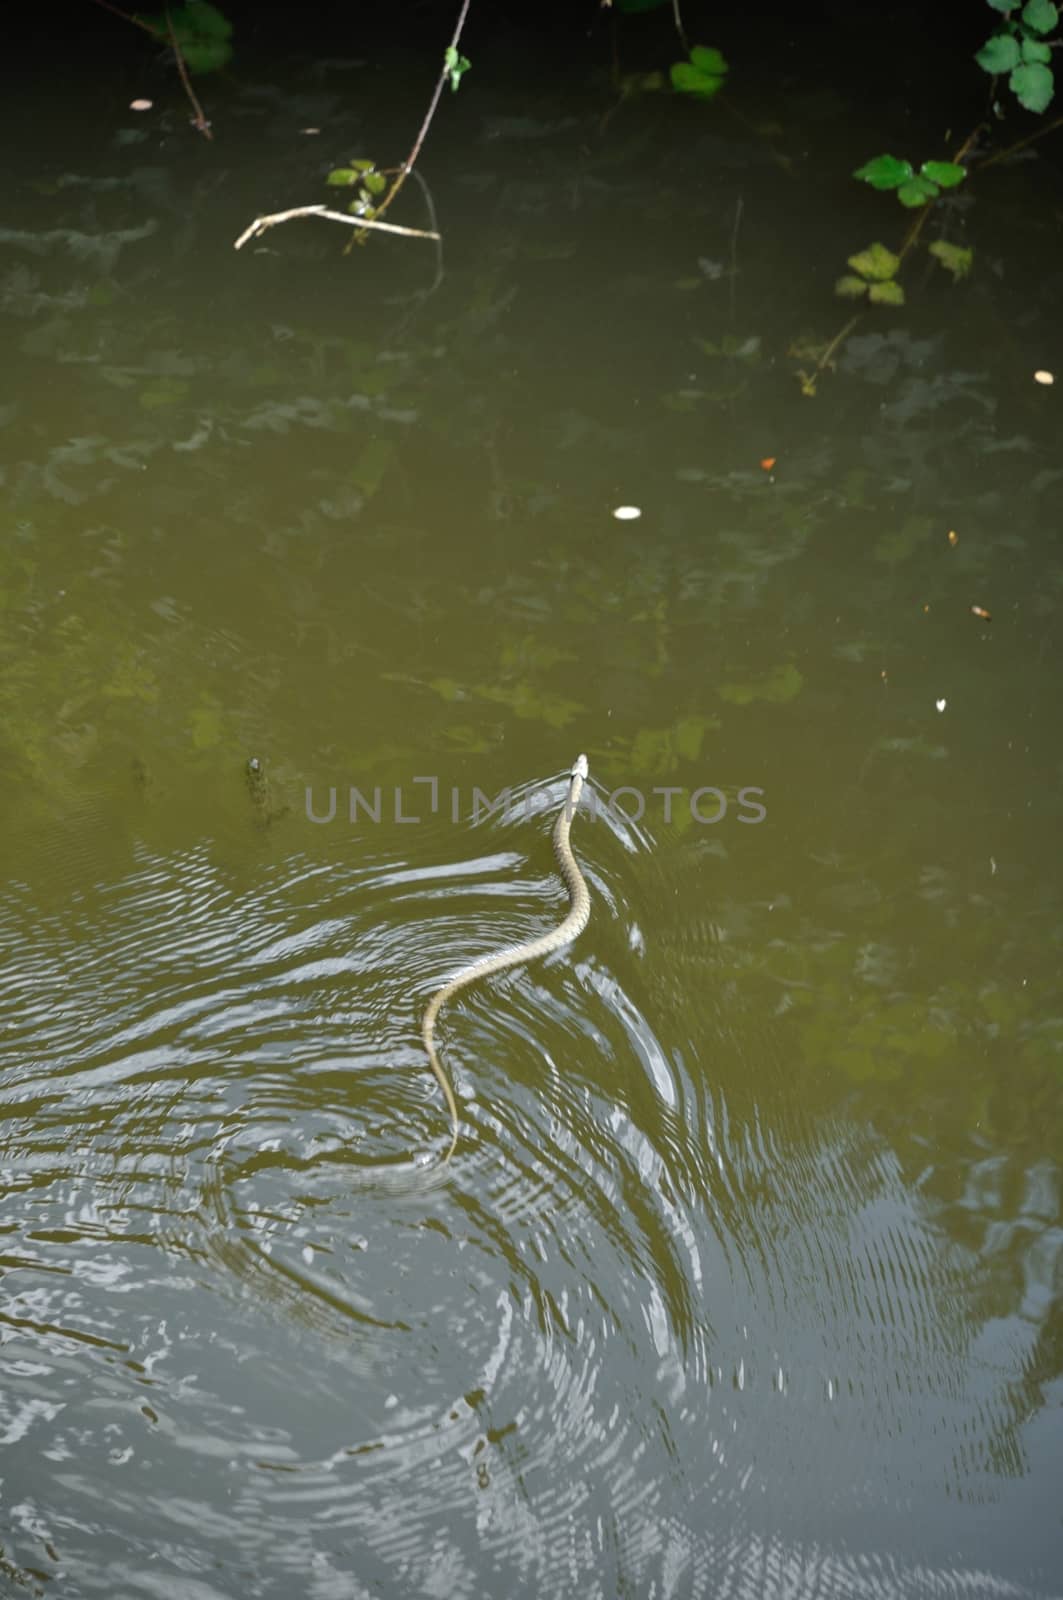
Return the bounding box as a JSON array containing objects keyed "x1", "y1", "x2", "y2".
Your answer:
[{"x1": 2, "y1": 13, "x2": 1061, "y2": 1598}]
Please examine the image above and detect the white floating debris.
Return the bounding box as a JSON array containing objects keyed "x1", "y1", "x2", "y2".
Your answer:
[
  {"x1": 936, "y1": 698, "x2": 947, "y2": 712},
  {"x1": 129, "y1": 99, "x2": 153, "y2": 112},
  {"x1": 1033, "y1": 370, "x2": 1054, "y2": 385},
  {"x1": 612, "y1": 505, "x2": 642, "y2": 521}
]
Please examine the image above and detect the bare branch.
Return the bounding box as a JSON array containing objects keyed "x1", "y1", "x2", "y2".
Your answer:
[
  {"x1": 88, "y1": 0, "x2": 166, "y2": 42},
  {"x1": 671, "y1": 0, "x2": 690, "y2": 55},
  {"x1": 164, "y1": 5, "x2": 213, "y2": 139},
  {"x1": 373, "y1": 0, "x2": 473, "y2": 222},
  {"x1": 233, "y1": 204, "x2": 441, "y2": 252}
]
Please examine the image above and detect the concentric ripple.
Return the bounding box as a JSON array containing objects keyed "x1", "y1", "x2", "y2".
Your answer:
[{"x1": 1, "y1": 810, "x2": 1057, "y2": 1598}]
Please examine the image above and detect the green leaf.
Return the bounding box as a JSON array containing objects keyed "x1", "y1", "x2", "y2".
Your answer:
[
  {"x1": 138, "y1": 377, "x2": 190, "y2": 410},
  {"x1": 350, "y1": 158, "x2": 376, "y2": 173},
  {"x1": 189, "y1": 704, "x2": 223, "y2": 749},
  {"x1": 868, "y1": 279, "x2": 905, "y2": 305},
  {"x1": 183, "y1": 1, "x2": 232, "y2": 37},
  {"x1": 835, "y1": 274, "x2": 869, "y2": 299},
  {"x1": 444, "y1": 46, "x2": 471, "y2": 91},
  {"x1": 719, "y1": 664, "x2": 804, "y2": 706},
  {"x1": 689, "y1": 45, "x2": 728, "y2": 76},
  {"x1": 350, "y1": 438, "x2": 396, "y2": 500},
  {"x1": 620, "y1": 69, "x2": 666, "y2": 94},
  {"x1": 898, "y1": 175, "x2": 939, "y2": 206},
  {"x1": 1022, "y1": 36, "x2": 1053, "y2": 61},
  {"x1": 928, "y1": 240, "x2": 974, "y2": 280},
  {"x1": 920, "y1": 160, "x2": 966, "y2": 187},
  {"x1": 670, "y1": 61, "x2": 725, "y2": 98},
  {"x1": 847, "y1": 242, "x2": 900, "y2": 281},
  {"x1": 136, "y1": 2, "x2": 233, "y2": 71},
  {"x1": 874, "y1": 516, "x2": 931, "y2": 564},
  {"x1": 1010, "y1": 61, "x2": 1054, "y2": 110},
  {"x1": 1022, "y1": 0, "x2": 1058, "y2": 33},
  {"x1": 853, "y1": 154, "x2": 914, "y2": 189},
  {"x1": 976, "y1": 33, "x2": 1022, "y2": 72},
  {"x1": 181, "y1": 38, "x2": 231, "y2": 71},
  {"x1": 430, "y1": 677, "x2": 463, "y2": 702},
  {"x1": 362, "y1": 171, "x2": 387, "y2": 196},
  {"x1": 326, "y1": 168, "x2": 359, "y2": 186},
  {"x1": 675, "y1": 715, "x2": 713, "y2": 761}
]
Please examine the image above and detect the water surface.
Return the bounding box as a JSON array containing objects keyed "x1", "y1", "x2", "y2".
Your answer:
[{"x1": 2, "y1": 10, "x2": 1061, "y2": 1597}]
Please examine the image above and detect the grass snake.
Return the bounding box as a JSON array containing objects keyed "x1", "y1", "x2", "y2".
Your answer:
[{"x1": 421, "y1": 753, "x2": 591, "y2": 1166}]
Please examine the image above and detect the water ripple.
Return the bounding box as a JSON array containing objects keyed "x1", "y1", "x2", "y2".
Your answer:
[{"x1": 1, "y1": 823, "x2": 1057, "y2": 1597}]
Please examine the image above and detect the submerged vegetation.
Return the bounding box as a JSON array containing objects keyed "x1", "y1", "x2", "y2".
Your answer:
[{"x1": 12, "y1": 0, "x2": 1059, "y2": 811}]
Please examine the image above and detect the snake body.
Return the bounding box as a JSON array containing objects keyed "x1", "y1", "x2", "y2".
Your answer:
[{"x1": 421, "y1": 754, "x2": 590, "y2": 1165}]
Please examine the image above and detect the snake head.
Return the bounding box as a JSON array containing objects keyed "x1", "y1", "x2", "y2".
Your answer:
[{"x1": 572, "y1": 754, "x2": 589, "y2": 780}]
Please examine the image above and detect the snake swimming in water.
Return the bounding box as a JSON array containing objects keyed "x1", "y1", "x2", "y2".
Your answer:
[{"x1": 421, "y1": 753, "x2": 591, "y2": 1166}]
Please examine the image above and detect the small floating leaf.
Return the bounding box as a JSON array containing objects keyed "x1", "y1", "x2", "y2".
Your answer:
[
  {"x1": 327, "y1": 167, "x2": 359, "y2": 186},
  {"x1": 868, "y1": 279, "x2": 905, "y2": 305}
]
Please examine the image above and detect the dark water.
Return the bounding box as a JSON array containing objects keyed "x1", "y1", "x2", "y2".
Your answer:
[{"x1": 2, "y1": 8, "x2": 1062, "y2": 1597}]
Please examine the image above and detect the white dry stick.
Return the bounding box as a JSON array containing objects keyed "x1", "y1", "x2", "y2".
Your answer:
[{"x1": 233, "y1": 204, "x2": 440, "y2": 251}]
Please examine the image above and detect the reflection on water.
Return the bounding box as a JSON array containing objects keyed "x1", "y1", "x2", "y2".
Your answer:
[{"x1": 1, "y1": 12, "x2": 1061, "y2": 1599}]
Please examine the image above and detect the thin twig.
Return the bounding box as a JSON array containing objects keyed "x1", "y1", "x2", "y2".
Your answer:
[
  {"x1": 404, "y1": 167, "x2": 445, "y2": 295},
  {"x1": 90, "y1": 0, "x2": 212, "y2": 136},
  {"x1": 952, "y1": 122, "x2": 989, "y2": 167},
  {"x1": 816, "y1": 314, "x2": 860, "y2": 374},
  {"x1": 728, "y1": 194, "x2": 743, "y2": 323},
  {"x1": 897, "y1": 123, "x2": 985, "y2": 266},
  {"x1": 87, "y1": 0, "x2": 165, "y2": 41},
  {"x1": 671, "y1": 0, "x2": 690, "y2": 54},
  {"x1": 233, "y1": 204, "x2": 441, "y2": 251},
  {"x1": 234, "y1": 1, "x2": 467, "y2": 256},
  {"x1": 164, "y1": 4, "x2": 212, "y2": 139},
  {"x1": 976, "y1": 113, "x2": 1063, "y2": 170},
  {"x1": 373, "y1": 0, "x2": 473, "y2": 223}
]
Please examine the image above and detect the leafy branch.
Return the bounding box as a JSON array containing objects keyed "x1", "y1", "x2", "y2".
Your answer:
[
  {"x1": 976, "y1": 0, "x2": 1058, "y2": 113},
  {"x1": 233, "y1": 0, "x2": 471, "y2": 254},
  {"x1": 88, "y1": 0, "x2": 230, "y2": 137}
]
